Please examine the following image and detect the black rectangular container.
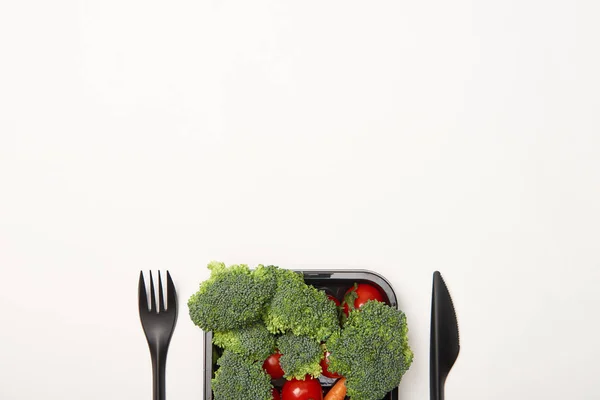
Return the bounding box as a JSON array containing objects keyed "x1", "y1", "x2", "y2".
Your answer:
[{"x1": 203, "y1": 269, "x2": 400, "y2": 400}]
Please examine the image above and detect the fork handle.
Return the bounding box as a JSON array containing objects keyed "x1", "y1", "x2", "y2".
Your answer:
[{"x1": 151, "y1": 351, "x2": 167, "y2": 400}]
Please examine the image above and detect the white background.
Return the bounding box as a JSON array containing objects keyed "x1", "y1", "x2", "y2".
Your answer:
[{"x1": 1, "y1": 0, "x2": 599, "y2": 399}]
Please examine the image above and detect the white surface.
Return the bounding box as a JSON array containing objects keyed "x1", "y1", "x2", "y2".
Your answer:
[{"x1": 1, "y1": 1, "x2": 599, "y2": 399}]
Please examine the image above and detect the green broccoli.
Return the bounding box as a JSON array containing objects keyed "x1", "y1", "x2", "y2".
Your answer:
[
  {"x1": 211, "y1": 350, "x2": 273, "y2": 400},
  {"x1": 188, "y1": 262, "x2": 276, "y2": 331},
  {"x1": 276, "y1": 332, "x2": 323, "y2": 380},
  {"x1": 212, "y1": 322, "x2": 276, "y2": 362},
  {"x1": 263, "y1": 268, "x2": 339, "y2": 341},
  {"x1": 326, "y1": 300, "x2": 414, "y2": 400}
]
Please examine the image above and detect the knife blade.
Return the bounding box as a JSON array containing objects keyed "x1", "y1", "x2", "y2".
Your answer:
[{"x1": 430, "y1": 271, "x2": 460, "y2": 400}]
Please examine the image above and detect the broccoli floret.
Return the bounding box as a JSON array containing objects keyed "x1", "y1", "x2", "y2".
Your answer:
[
  {"x1": 276, "y1": 332, "x2": 323, "y2": 380},
  {"x1": 211, "y1": 350, "x2": 273, "y2": 400},
  {"x1": 188, "y1": 262, "x2": 276, "y2": 332},
  {"x1": 327, "y1": 301, "x2": 414, "y2": 400},
  {"x1": 263, "y1": 268, "x2": 339, "y2": 341},
  {"x1": 213, "y1": 322, "x2": 276, "y2": 362}
]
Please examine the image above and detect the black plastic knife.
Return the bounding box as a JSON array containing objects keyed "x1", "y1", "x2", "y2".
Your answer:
[{"x1": 430, "y1": 271, "x2": 460, "y2": 400}]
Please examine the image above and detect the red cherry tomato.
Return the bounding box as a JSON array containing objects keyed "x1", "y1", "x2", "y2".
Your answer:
[
  {"x1": 327, "y1": 294, "x2": 341, "y2": 307},
  {"x1": 281, "y1": 376, "x2": 323, "y2": 400},
  {"x1": 342, "y1": 283, "x2": 385, "y2": 316},
  {"x1": 320, "y1": 351, "x2": 342, "y2": 379},
  {"x1": 263, "y1": 352, "x2": 285, "y2": 379},
  {"x1": 272, "y1": 388, "x2": 281, "y2": 400}
]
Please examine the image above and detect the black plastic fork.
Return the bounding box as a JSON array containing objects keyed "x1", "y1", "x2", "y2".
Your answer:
[{"x1": 138, "y1": 271, "x2": 178, "y2": 400}]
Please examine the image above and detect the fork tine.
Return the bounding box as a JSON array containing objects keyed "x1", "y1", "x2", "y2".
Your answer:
[
  {"x1": 138, "y1": 271, "x2": 148, "y2": 312},
  {"x1": 149, "y1": 271, "x2": 157, "y2": 313},
  {"x1": 166, "y1": 271, "x2": 177, "y2": 311},
  {"x1": 158, "y1": 270, "x2": 166, "y2": 312}
]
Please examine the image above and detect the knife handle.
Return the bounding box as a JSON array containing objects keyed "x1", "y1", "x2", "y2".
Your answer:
[
  {"x1": 430, "y1": 350, "x2": 445, "y2": 400},
  {"x1": 430, "y1": 374, "x2": 444, "y2": 400}
]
